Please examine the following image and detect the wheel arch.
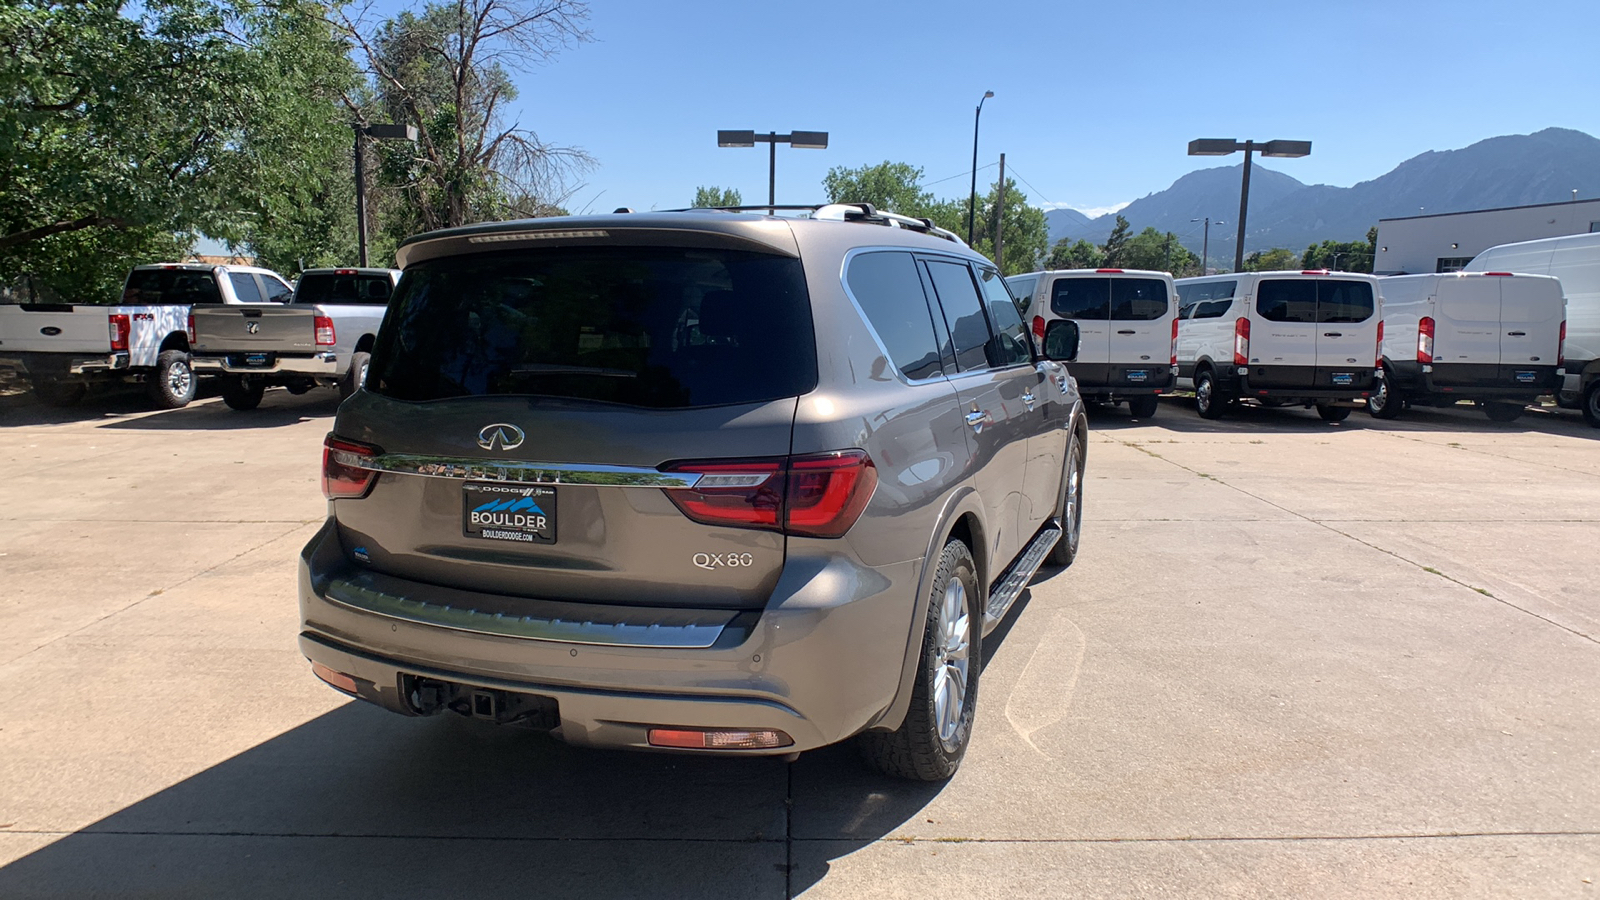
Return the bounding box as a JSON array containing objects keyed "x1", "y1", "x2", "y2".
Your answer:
[
  {"x1": 158, "y1": 330, "x2": 190, "y2": 353},
  {"x1": 353, "y1": 333, "x2": 377, "y2": 354}
]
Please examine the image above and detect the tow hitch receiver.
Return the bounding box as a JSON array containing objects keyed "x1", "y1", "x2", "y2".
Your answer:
[{"x1": 400, "y1": 674, "x2": 559, "y2": 729}]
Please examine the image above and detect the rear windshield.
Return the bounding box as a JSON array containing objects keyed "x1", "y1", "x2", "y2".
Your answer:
[
  {"x1": 1050, "y1": 277, "x2": 1168, "y2": 321},
  {"x1": 1256, "y1": 279, "x2": 1374, "y2": 323},
  {"x1": 122, "y1": 269, "x2": 220, "y2": 305},
  {"x1": 368, "y1": 246, "x2": 816, "y2": 408},
  {"x1": 294, "y1": 272, "x2": 395, "y2": 305}
]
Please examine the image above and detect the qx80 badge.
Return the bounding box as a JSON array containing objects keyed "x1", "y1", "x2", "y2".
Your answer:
[{"x1": 477, "y1": 423, "x2": 525, "y2": 451}]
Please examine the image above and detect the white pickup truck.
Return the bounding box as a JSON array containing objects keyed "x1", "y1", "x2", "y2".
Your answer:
[
  {"x1": 189, "y1": 267, "x2": 400, "y2": 410},
  {"x1": 0, "y1": 263, "x2": 294, "y2": 408}
]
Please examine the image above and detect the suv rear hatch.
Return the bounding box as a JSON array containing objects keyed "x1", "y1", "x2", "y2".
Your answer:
[{"x1": 329, "y1": 234, "x2": 822, "y2": 610}]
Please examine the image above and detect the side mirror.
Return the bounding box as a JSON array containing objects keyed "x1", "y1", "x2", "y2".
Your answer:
[{"x1": 1043, "y1": 319, "x2": 1079, "y2": 362}]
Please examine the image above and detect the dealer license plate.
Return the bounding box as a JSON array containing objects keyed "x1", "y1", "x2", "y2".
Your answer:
[
  {"x1": 1125, "y1": 369, "x2": 1149, "y2": 383},
  {"x1": 240, "y1": 352, "x2": 272, "y2": 368},
  {"x1": 1515, "y1": 371, "x2": 1537, "y2": 383},
  {"x1": 463, "y1": 482, "x2": 557, "y2": 544},
  {"x1": 1331, "y1": 372, "x2": 1354, "y2": 386}
]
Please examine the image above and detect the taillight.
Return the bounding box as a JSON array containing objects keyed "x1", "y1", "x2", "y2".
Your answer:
[
  {"x1": 322, "y1": 435, "x2": 379, "y2": 499},
  {"x1": 1418, "y1": 316, "x2": 1435, "y2": 364},
  {"x1": 186, "y1": 313, "x2": 196, "y2": 345},
  {"x1": 1558, "y1": 320, "x2": 1566, "y2": 367},
  {"x1": 108, "y1": 314, "x2": 130, "y2": 351},
  {"x1": 662, "y1": 450, "x2": 877, "y2": 538},
  {"x1": 1032, "y1": 315, "x2": 1046, "y2": 339},
  {"x1": 1375, "y1": 320, "x2": 1384, "y2": 368},
  {"x1": 1170, "y1": 317, "x2": 1180, "y2": 366},
  {"x1": 1232, "y1": 317, "x2": 1250, "y2": 366},
  {"x1": 314, "y1": 314, "x2": 336, "y2": 346}
]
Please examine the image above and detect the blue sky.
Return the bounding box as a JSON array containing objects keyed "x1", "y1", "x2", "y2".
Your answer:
[{"x1": 485, "y1": 0, "x2": 1598, "y2": 218}]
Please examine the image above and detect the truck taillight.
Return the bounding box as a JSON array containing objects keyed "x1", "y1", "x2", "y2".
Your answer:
[
  {"x1": 1375, "y1": 320, "x2": 1384, "y2": 368},
  {"x1": 1232, "y1": 317, "x2": 1250, "y2": 366},
  {"x1": 1558, "y1": 320, "x2": 1566, "y2": 367},
  {"x1": 108, "y1": 314, "x2": 130, "y2": 351},
  {"x1": 1170, "y1": 317, "x2": 1180, "y2": 367},
  {"x1": 186, "y1": 314, "x2": 196, "y2": 345},
  {"x1": 662, "y1": 450, "x2": 877, "y2": 538},
  {"x1": 314, "y1": 314, "x2": 336, "y2": 346},
  {"x1": 1418, "y1": 316, "x2": 1435, "y2": 364},
  {"x1": 322, "y1": 435, "x2": 380, "y2": 499}
]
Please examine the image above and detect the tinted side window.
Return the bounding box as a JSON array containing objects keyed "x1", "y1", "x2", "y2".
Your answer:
[
  {"x1": 1050, "y1": 277, "x2": 1110, "y2": 320},
  {"x1": 260, "y1": 275, "x2": 293, "y2": 303},
  {"x1": 1110, "y1": 278, "x2": 1169, "y2": 320},
  {"x1": 924, "y1": 259, "x2": 994, "y2": 372},
  {"x1": 295, "y1": 273, "x2": 393, "y2": 306},
  {"x1": 1004, "y1": 274, "x2": 1039, "y2": 316},
  {"x1": 1317, "y1": 280, "x2": 1375, "y2": 323},
  {"x1": 1257, "y1": 280, "x2": 1317, "y2": 322},
  {"x1": 1194, "y1": 299, "x2": 1233, "y2": 319},
  {"x1": 845, "y1": 252, "x2": 944, "y2": 381},
  {"x1": 122, "y1": 270, "x2": 222, "y2": 305},
  {"x1": 976, "y1": 266, "x2": 1033, "y2": 367},
  {"x1": 229, "y1": 272, "x2": 263, "y2": 303},
  {"x1": 1177, "y1": 283, "x2": 1197, "y2": 318}
]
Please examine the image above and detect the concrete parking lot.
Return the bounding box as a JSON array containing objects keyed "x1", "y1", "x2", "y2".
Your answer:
[{"x1": 0, "y1": 387, "x2": 1596, "y2": 899}]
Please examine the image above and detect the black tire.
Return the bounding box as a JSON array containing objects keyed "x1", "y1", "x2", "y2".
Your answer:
[
  {"x1": 859, "y1": 539, "x2": 981, "y2": 781},
  {"x1": 340, "y1": 351, "x2": 371, "y2": 402},
  {"x1": 1316, "y1": 403, "x2": 1351, "y2": 422},
  {"x1": 221, "y1": 376, "x2": 266, "y2": 411},
  {"x1": 1582, "y1": 381, "x2": 1600, "y2": 428},
  {"x1": 145, "y1": 349, "x2": 195, "y2": 409},
  {"x1": 33, "y1": 379, "x2": 85, "y2": 408},
  {"x1": 1125, "y1": 394, "x2": 1159, "y2": 419},
  {"x1": 1367, "y1": 373, "x2": 1404, "y2": 419},
  {"x1": 1047, "y1": 426, "x2": 1085, "y2": 568},
  {"x1": 1483, "y1": 401, "x2": 1524, "y2": 423},
  {"x1": 1195, "y1": 369, "x2": 1231, "y2": 419}
]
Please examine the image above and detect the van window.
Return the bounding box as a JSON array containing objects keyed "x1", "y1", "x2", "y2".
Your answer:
[
  {"x1": 368, "y1": 245, "x2": 816, "y2": 408},
  {"x1": 1256, "y1": 280, "x2": 1317, "y2": 322},
  {"x1": 1049, "y1": 278, "x2": 1110, "y2": 320},
  {"x1": 1110, "y1": 278, "x2": 1169, "y2": 320},
  {"x1": 976, "y1": 266, "x2": 1033, "y2": 367},
  {"x1": 925, "y1": 259, "x2": 995, "y2": 372},
  {"x1": 845, "y1": 252, "x2": 944, "y2": 381},
  {"x1": 1193, "y1": 299, "x2": 1233, "y2": 319},
  {"x1": 1317, "y1": 280, "x2": 1375, "y2": 323},
  {"x1": 1004, "y1": 274, "x2": 1038, "y2": 316}
]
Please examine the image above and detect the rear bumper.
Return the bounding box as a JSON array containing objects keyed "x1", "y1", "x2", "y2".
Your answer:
[
  {"x1": 0, "y1": 351, "x2": 129, "y2": 381},
  {"x1": 296, "y1": 520, "x2": 918, "y2": 755},
  {"x1": 1389, "y1": 361, "x2": 1561, "y2": 401},
  {"x1": 1232, "y1": 365, "x2": 1377, "y2": 401},
  {"x1": 1068, "y1": 362, "x2": 1174, "y2": 395},
  {"x1": 192, "y1": 351, "x2": 336, "y2": 376}
]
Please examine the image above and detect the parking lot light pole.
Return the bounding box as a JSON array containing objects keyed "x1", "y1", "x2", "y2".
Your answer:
[
  {"x1": 352, "y1": 122, "x2": 419, "y2": 267},
  {"x1": 717, "y1": 130, "x2": 829, "y2": 214},
  {"x1": 968, "y1": 91, "x2": 994, "y2": 245},
  {"x1": 1190, "y1": 217, "x2": 1224, "y2": 274},
  {"x1": 1187, "y1": 138, "x2": 1311, "y2": 271}
]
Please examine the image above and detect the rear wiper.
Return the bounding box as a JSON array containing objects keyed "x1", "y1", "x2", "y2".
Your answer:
[{"x1": 508, "y1": 364, "x2": 637, "y2": 378}]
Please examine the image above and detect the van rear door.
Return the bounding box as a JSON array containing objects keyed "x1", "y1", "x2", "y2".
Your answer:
[
  {"x1": 1313, "y1": 279, "x2": 1377, "y2": 386},
  {"x1": 1435, "y1": 276, "x2": 1501, "y2": 365},
  {"x1": 1498, "y1": 275, "x2": 1563, "y2": 370},
  {"x1": 1106, "y1": 276, "x2": 1173, "y2": 388},
  {"x1": 1250, "y1": 278, "x2": 1318, "y2": 388},
  {"x1": 1046, "y1": 275, "x2": 1111, "y2": 382}
]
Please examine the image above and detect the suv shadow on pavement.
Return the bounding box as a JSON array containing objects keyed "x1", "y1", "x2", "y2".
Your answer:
[
  {"x1": 93, "y1": 389, "x2": 342, "y2": 431},
  {"x1": 0, "y1": 589, "x2": 1041, "y2": 900}
]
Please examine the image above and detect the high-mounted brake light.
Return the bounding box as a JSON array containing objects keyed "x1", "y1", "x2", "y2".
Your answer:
[
  {"x1": 1096, "y1": 268, "x2": 1123, "y2": 274},
  {"x1": 1232, "y1": 317, "x2": 1250, "y2": 366},
  {"x1": 1375, "y1": 320, "x2": 1384, "y2": 368},
  {"x1": 662, "y1": 450, "x2": 877, "y2": 538},
  {"x1": 1418, "y1": 316, "x2": 1435, "y2": 364},
  {"x1": 1482, "y1": 272, "x2": 1514, "y2": 277},
  {"x1": 322, "y1": 435, "x2": 380, "y2": 499},
  {"x1": 186, "y1": 313, "x2": 196, "y2": 345},
  {"x1": 1032, "y1": 315, "x2": 1046, "y2": 339},
  {"x1": 1170, "y1": 317, "x2": 1180, "y2": 367},
  {"x1": 1558, "y1": 320, "x2": 1566, "y2": 367},
  {"x1": 108, "y1": 314, "x2": 130, "y2": 352},
  {"x1": 334, "y1": 269, "x2": 357, "y2": 275},
  {"x1": 314, "y1": 314, "x2": 336, "y2": 346},
  {"x1": 1302, "y1": 269, "x2": 1330, "y2": 275}
]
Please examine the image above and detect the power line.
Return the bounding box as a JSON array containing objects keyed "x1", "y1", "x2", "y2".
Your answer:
[{"x1": 921, "y1": 162, "x2": 997, "y2": 189}]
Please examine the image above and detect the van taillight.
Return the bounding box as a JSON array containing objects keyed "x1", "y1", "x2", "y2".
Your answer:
[
  {"x1": 1375, "y1": 320, "x2": 1384, "y2": 367},
  {"x1": 662, "y1": 451, "x2": 877, "y2": 538},
  {"x1": 1170, "y1": 317, "x2": 1179, "y2": 366},
  {"x1": 322, "y1": 435, "x2": 380, "y2": 499},
  {"x1": 186, "y1": 314, "x2": 196, "y2": 344},
  {"x1": 1032, "y1": 315, "x2": 1046, "y2": 339},
  {"x1": 1418, "y1": 316, "x2": 1435, "y2": 363},
  {"x1": 314, "y1": 315, "x2": 336, "y2": 346},
  {"x1": 108, "y1": 314, "x2": 130, "y2": 351},
  {"x1": 1232, "y1": 317, "x2": 1250, "y2": 366},
  {"x1": 1558, "y1": 320, "x2": 1566, "y2": 367}
]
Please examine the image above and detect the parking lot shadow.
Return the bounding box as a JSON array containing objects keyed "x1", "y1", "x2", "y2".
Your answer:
[
  {"x1": 94, "y1": 390, "x2": 342, "y2": 431},
  {"x1": 1086, "y1": 395, "x2": 1600, "y2": 438}
]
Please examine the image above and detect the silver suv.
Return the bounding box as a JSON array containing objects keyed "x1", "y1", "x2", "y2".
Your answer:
[{"x1": 299, "y1": 205, "x2": 1088, "y2": 780}]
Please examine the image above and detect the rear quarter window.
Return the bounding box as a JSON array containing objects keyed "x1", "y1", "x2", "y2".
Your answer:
[
  {"x1": 845, "y1": 251, "x2": 943, "y2": 381},
  {"x1": 368, "y1": 246, "x2": 816, "y2": 408}
]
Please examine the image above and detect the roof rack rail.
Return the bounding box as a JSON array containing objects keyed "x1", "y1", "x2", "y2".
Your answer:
[{"x1": 669, "y1": 203, "x2": 966, "y2": 245}]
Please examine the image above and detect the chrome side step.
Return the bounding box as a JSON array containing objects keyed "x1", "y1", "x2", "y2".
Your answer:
[{"x1": 983, "y1": 520, "x2": 1062, "y2": 627}]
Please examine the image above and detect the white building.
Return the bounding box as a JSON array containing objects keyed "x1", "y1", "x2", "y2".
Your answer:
[{"x1": 1373, "y1": 199, "x2": 1600, "y2": 275}]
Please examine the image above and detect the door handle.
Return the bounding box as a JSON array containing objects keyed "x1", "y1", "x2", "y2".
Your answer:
[
  {"x1": 965, "y1": 410, "x2": 991, "y2": 433},
  {"x1": 1116, "y1": 329, "x2": 1136, "y2": 335},
  {"x1": 1507, "y1": 331, "x2": 1526, "y2": 336},
  {"x1": 1322, "y1": 332, "x2": 1342, "y2": 337},
  {"x1": 1022, "y1": 390, "x2": 1036, "y2": 411}
]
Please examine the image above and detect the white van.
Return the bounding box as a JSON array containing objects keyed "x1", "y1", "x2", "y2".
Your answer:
[
  {"x1": 1465, "y1": 232, "x2": 1599, "y2": 425},
  {"x1": 1174, "y1": 270, "x2": 1382, "y2": 421},
  {"x1": 1369, "y1": 272, "x2": 1564, "y2": 422},
  {"x1": 1007, "y1": 268, "x2": 1177, "y2": 418}
]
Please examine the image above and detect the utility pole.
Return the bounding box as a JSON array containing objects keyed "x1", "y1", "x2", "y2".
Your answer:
[{"x1": 993, "y1": 153, "x2": 1006, "y2": 271}]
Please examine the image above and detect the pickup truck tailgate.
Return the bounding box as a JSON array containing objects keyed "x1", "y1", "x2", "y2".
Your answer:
[
  {"x1": 0, "y1": 305, "x2": 114, "y2": 353},
  {"x1": 191, "y1": 305, "x2": 316, "y2": 353}
]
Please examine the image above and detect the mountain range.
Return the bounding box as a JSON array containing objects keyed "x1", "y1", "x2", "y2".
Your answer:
[{"x1": 1045, "y1": 128, "x2": 1600, "y2": 263}]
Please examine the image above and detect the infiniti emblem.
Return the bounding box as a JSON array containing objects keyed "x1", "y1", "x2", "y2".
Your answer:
[
  {"x1": 246, "y1": 321, "x2": 260, "y2": 334},
  {"x1": 477, "y1": 423, "x2": 525, "y2": 451}
]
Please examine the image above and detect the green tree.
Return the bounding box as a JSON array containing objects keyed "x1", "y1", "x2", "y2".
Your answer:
[
  {"x1": 1300, "y1": 231, "x2": 1377, "y2": 274},
  {"x1": 1045, "y1": 238, "x2": 1105, "y2": 271},
  {"x1": 968, "y1": 178, "x2": 1048, "y2": 275},
  {"x1": 1243, "y1": 248, "x2": 1300, "y2": 271},
  {"x1": 822, "y1": 161, "x2": 938, "y2": 216},
  {"x1": 1120, "y1": 227, "x2": 1198, "y2": 274},
  {"x1": 1101, "y1": 215, "x2": 1132, "y2": 267},
  {"x1": 693, "y1": 186, "x2": 742, "y2": 208}
]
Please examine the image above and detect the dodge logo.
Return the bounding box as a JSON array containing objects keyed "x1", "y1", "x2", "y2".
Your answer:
[{"x1": 477, "y1": 423, "x2": 525, "y2": 451}]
